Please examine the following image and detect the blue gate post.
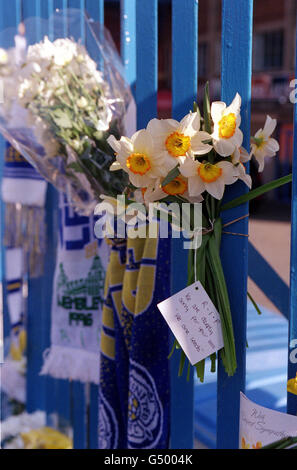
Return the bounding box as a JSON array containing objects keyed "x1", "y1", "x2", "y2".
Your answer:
[
  {"x1": 85, "y1": 0, "x2": 105, "y2": 448},
  {"x1": 287, "y1": 6, "x2": 297, "y2": 417},
  {"x1": 217, "y1": 0, "x2": 253, "y2": 449},
  {"x1": 0, "y1": 0, "x2": 22, "y2": 392},
  {"x1": 171, "y1": 0, "x2": 198, "y2": 449}
]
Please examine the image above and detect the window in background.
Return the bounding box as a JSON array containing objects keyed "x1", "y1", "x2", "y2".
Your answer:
[{"x1": 253, "y1": 29, "x2": 284, "y2": 71}]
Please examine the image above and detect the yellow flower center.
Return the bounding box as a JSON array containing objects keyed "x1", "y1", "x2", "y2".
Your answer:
[
  {"x1": 198, "y1": 163, "x2": 222, "y2": 183},
  {"x1": 126, "y1": 153, "x2": 151, "y2": 175},
  {"x1": 165, "y1": 132, "x2": 191, "y2": 157},
  {"x1": 162, "y1": 176, "x2": 188, "y2": 196},
  {"x1": 218, "y1": 113, "x2": 237, "y2": 139}
]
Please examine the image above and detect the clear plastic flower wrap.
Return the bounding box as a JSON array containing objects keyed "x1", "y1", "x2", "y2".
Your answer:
[{"x1": 0, "y1": 9, "x2": 133, "y2": 215}]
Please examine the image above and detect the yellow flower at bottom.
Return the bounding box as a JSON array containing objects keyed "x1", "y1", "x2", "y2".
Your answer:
[
  {"x1": 198, "y1": 163, "x2": 222, "y2": 183},
  {"x1": 163, "y1": 176, "x2": 188, "y2": 196},
  {"x1": 252, "y1": 441, "x2": 262, "y2": 449},
  {"x1": 21, "y1": 427, "x2": 73, "y2": 449},
  {"x1": 241, "y1": 437, "x2": 250, "y2": 449},
  {"x1": 126, "y1": 153, "x2": 151, "y2": 175}
]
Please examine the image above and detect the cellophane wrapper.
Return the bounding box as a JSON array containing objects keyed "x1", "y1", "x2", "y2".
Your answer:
[{"x1": 0, "y1": 9, "x2": 134, "y2": 215}]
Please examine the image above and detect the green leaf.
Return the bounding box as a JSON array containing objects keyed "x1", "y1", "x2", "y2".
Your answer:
[
  {"x1": 195, "y1": 359, "x2": 205, "y2": 383},
  {"x1": 261, "y1": 436, "x2": 297, "y2": 449},
  {"x1": 221, "y1": 174, "x2": 292, "y2": 212},
  {"x1": 207, "y1": 234, "x2": 237, "y2": 376},
  {"x1": 168, "y1": 339, "x2": 178, "y2": 359},
  {"x1": 193, "y1": 101, "x2": 201, "y2": 122},
  {"x1": 51, "y1": 109, "x2": 73, "y2": 129},
  {"x1": 203, "y1": 81, "x2": 212, "y2": 134},
  {"x1": 247, "y1": 291, "x2": 262, "y2": 315},
  {"x1": 161, "y1": 165, "x2": 180, "y2": 187},
  {"x1": 178, "y1": 350, "x2": 186, "y2": 377}
]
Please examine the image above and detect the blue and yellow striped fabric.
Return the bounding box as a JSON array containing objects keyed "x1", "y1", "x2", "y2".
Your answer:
[{"x1": 99, "y1": 233, "x2": 171, "y2": 449}]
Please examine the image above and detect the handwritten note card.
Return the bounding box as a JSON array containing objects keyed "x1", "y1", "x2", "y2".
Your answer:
[
  {"x1": 240, "y1": 392, "x2": 297, "y2": 449},
  {"x1": 157, "y1": 281, "x2": 224, "y2": 365}
]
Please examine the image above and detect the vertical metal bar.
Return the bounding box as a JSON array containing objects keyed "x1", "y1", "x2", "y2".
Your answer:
[
  {"x1": 20, "y1": 0, "x2": 49, "y2": 415},
  {"x1": 0, "y1": 0, "x2": 21, "y2": 400},
  {"x1": 136, "y1": 0, "x2": 158, "y2": 129},
  {"x1": 287, "y1": 6, "x2": 297, "y2": 417},
  {"x1": 88, "y1": 383, "x2": 99, "y2": 449},
  {"x1": 217, "y1": 0, "x2": 253, "y2": 449},
  {"x1": 120, "y1": 0, "x2": 136, "y2": 95},
  {"x1": 171, "y1": 0, "x2": 198, "y2": 450},
  {"x1": 68, "y1": 0, "x2": 85, "y2": 40},
  {"x1": 85, "y1": 0, "x2": 104, "y2": 24},
  {"x1": 85, "y1": 0, "x2": 104, "y2": 449},
  {"x1": 72, "y1": 381, "x2": 87, "y2": 449},
  {"x1": 64, "y1": 0, "x2": 88, "y2": 449}
]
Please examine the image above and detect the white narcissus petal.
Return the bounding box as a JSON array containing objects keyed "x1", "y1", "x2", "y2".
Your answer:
[
  {"x1": 132, "y1": 129, "x2": 154, "y2": 154},
  {"x1": 179, "y1": 157, "x2": 198, "y2": 177},
  {"x1": 238, "y1": 163, "x2": 252, "y2": 189},
  {"x1": 188, "y1": 175, "x2": 205, "y2": 196},
  {"x1": 160, "y1": 151, "x2": 181, "y2": 171},
  {"x1": 256, "y1": 155, "x2": 265, "y2": 173},
  {"x1": 266, "y1": 138, "x2": 279, "y2": 153},
  {"x1": 179, "y1": 112, "x2": 200, "y2": 136},
  {"x1": 107, "y1": 135, "x2": 122, "y2": 153},
  {"x1": 232, "y1": 147, "x2": 241, "y2": 164},
  {"x1": 211, "y1": 101, "x2": 226, "y2": 122},
  {"x1": 205, "y1": 179, "x2": 225, "y2": 200},
  {"x1": 129, "y1": 173, "x2": 153, "y2": 188},
  {"x1": 184, "y1": 191, "x2": 204, "y2": 203},
  {"x1": 262, "y1": 115, "x2": 277, "y2": 138},
  {"x1": 147, "y1": 118, "x2": 178, "y2": 149},
  {"x1": 225, "y1": 92, "x2": 241, "y2": 116},
  {"x1": 191, "y1": 132, "x2": 213, "y2": 155},
  {"x1": 217, "y1": 161, "x2": 237, "y2": 185},
  {"x1": 214, "y1": 138, "x2": 236, "y2": 157},
  {"x1": 233, "y1": 128, "x2": 244, "y2": 148},
  {"x1": 110, "y1": 162, "x2": 122, "y2": 171},
  {"x1": 239, "y1": 147, "x2": 250, "y2": 163}
]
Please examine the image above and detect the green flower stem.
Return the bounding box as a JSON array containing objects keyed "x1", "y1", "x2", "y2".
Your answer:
[{"x1": 221, "y1": 174, "x2": 292, "y2": 212}]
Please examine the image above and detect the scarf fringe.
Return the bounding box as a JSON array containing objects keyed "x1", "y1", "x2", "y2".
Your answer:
[
  {"x1": 40, "y1": 345, "x2": 100, "y2": 385},
  {"x1": 4, "y1": 203, "x2": 46, "y2": 278}
]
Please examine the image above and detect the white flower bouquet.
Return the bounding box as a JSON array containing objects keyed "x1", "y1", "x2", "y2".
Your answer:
[
  {"x1": 0, "y1": 10, "x2": 133, "y2": 214},
  {"x1": 107, "y1": 83, "x2": 292, "y2": 379}
]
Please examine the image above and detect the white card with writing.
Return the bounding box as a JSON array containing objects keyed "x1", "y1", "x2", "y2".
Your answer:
[
  {"x1": 157, "y1": 281, "x2": 224, "y2": 365},
  {"x1": 239, "y1": 392, "x2": 297, "y2": 449}
]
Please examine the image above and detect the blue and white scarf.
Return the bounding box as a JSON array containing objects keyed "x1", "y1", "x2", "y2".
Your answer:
[{"x1": 41, "y1": 194, "x2": 110, "y2": 384}]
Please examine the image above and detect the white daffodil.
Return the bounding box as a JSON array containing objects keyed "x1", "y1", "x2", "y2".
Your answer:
[
  {"x1": 146, "y1": 112, "x2": 212, "y2": 171},
  {"x1": 107, "y1": 130, "x2": 167, "y2": 188},
  {"x1": 136, "y1": 176, "x2": 203, "y2": 205},
  {"x1": 250, "y1": 115, "x2": 279, "y2": 172},
  {"x1": 180, "y1": 157, "x2": 237, "y2": 200},
  {"x1": 211, "y1": 93, "x2": 243, "y2": 157},
  {"x1": 231, "y1": 147, "x2": 252, "y2": 189},
  {"x1": 232, "y1": 146, "x2": 250, "y2": 164}
]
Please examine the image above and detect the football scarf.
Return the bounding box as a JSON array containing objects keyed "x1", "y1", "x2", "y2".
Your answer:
[
  {"x1": 98, "y1": 232, "x2": 171, "y2": 449},
  {"x1": 41, "y1": 194, "x2": 109, "y2": 384}
]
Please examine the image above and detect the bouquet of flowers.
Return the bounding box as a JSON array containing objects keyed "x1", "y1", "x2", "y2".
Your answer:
[
  {"x1": 0, "y1": 10, "x2": 133, "y2": 215},
  {"x1": 106, "y1": 83, "x2": 292, "y2": 380}
]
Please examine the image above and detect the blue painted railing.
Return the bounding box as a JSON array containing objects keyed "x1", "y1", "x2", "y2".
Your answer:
[
  {"x1": 288, "y1": 6, "x2": 297, "y2": 417},
  {"x1": 0, "y1": 0, "x2": 296, "y2": 449}
]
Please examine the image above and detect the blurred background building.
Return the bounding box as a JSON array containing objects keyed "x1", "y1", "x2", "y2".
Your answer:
[{"x1": 105, "y1": 0, "x2": 296, "y2": 217}]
